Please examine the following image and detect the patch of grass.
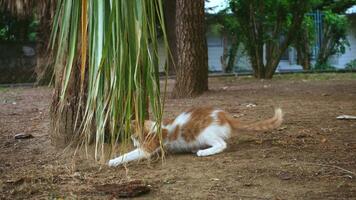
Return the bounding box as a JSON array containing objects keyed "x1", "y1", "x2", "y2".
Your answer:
[
  {"x1": 272, "y1": 72, "x2": 356, "y2": 81},
  {"x1": 215, "y1": 72, "x2": 356, "y2": 82},
  {"x1": 0, "y1": 87, "x2": 9, "y2": 93}
]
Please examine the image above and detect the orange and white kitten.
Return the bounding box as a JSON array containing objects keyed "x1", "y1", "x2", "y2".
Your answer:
[{"x1": 108, "y1": 107, "x2": 283, "y2": 167}]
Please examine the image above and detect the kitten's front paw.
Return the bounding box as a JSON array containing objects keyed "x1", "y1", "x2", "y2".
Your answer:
[
  {"x1": 196, "y1": 150, "x2": 207, "y2": 157},
  {"x1": 108, "y1": 159, "x2": 121, "y2": 167}
]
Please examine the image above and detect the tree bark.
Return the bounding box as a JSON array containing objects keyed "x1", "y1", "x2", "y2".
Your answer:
[
  {"x1": 220, "y1": 32, "x2": 229, "y2": 72},
  {"x1": 226, "y1": 37, "x2": 238, "y2": 73},
  {"x1": 172, "y1": 0, "x2": 208, "y2": 98},
  {"x1": 317, "y1": 24, "x2": 333, "y2": 66},
  {"x1": 50, "y1": 59, "x2": 85, "y2": 147},
  {"x1": 163, "y1": 0, "x2": 178, "y2": 75},
  {"x1": 297, "y1": 39, "x2": 311, "y2": 70}
]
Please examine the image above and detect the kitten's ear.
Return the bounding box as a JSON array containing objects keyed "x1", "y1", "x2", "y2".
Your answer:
[{"x1": 130, "y1": 120, "x2": 137, "y2": 128}]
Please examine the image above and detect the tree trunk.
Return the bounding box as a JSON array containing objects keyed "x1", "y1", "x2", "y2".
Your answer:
[
  {"x1": 247, "y1": 2, "x2": 265, "y2": 79},
  {"x1": 221, "y1": 34, "x2": 238, "y2": 73},
  {"x1": 249, "y1": 44, "x2": 265, "y2": 79},
  {"x1": 220, "y1": 32, "x2": 229, "y2": 72},
  {"x1": 300, "y1": 27, "x2": 311, "y2": 70},
  {"x1": 163, "y1": 0, "x2": 178, "y2": 75},
  {"x1": 226, "y1": 37, "x2": 238, "y2": 72},
  {"x1": 297, "y1": 43, "x2": 310, "y2": 70},
  {"x1": 172, "y1": 0, "x2": 208, "y2": 98},
  {"x1": 317, "y1": 25, "x2": 333, "y2": 66},
  {"x1": 50, "y1": 60, "x2": 85, "y2": 147}
]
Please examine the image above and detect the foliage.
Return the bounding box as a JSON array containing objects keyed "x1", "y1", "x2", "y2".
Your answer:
[
  {"x1": 0, "y1": 0, "x2": 50, "y2": 41},
  {"x1": 314, "y1": 0, "x2": 356, "y2": 13},
  {"x1": 0, "y1": 11, "x2": 38, "y2": 41},
  {"x1": 291, "y1": 14, "x2": 315, "y2": 70},
  {"x1": 229, "y1": 0, "x2": 317, "y2": 78},
  {"x1": 324, "y1": 11, "x2": 349, "y2": 55},
  {"x1": 300, "y1": 15, "x2": 316, "y2": 46},
  {"x1": 316, "y1": 11, "x2": 350, "y2": 66},
  {"x1": 51, "y1": 0, "x2": 167, "y2": 160},
  {"x1": 313, "y1": 62, "x2": 336, "y2": 70},
  {"x1": 207, "y1": 8, "x2": 242, "y2": 73},
  {"x1": 345, "y1": 59, "x2": 356, "y2": 70}
]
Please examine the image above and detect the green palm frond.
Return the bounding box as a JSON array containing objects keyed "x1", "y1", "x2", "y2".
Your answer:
[{"x1": 51, "y1": 0, "x2": 167, "y2": 161}]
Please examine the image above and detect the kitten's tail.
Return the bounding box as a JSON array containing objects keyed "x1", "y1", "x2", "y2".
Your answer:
[{"x1": 228, "y1": 108, "x2": 283, "y2": 131}]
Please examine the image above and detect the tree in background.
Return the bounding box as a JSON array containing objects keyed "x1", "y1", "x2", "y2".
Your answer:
[
  {"x1": 0, "y1": 11, "x2": 37, "y2": 42},
  {"x1": 172, "y1": 0, "x2": 208, "y2": 98},
  {"x1": 229, "y1": 0, "x2": 315, "y2": 78},
  {"x1": 0, "y1": 0, "x2": 56, "y2": 84},
  {"x1": 207, "y1": 9, "x2": 242, "y2": 73},
  {"x1": 294, "y1": 0, "x2": 356, "y2": 70},
  {"x1": 313, "y1": 0, "x2": 356, "y2": 69},
  {"x1": 294, "y1": 15, "x2": 315, "y2": 70},
  {"x1": 315, "y1": 11, "x2": 349, "y2": 69}
]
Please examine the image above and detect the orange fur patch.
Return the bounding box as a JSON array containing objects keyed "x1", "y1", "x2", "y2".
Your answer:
[
  {"x1": 162, "y1": 118, "x2": 174, "y2": 126},
  {"x1": 181, "y1": 107, "x2": 214, "y2": 142},
  {"x1": 168, "y1": 125, "x2": 180, "y2": 141},
  {"x1": 217, "y1": 111, "x2": 230, "y2": 125}
]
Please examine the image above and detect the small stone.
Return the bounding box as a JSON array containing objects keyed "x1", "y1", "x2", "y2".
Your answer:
[
  {"x1": 278, "y1": 171, "x2": 292, "y2": 180},
  {"x1": 243, "y1": 182, "x2": 253, "y2": 187}
]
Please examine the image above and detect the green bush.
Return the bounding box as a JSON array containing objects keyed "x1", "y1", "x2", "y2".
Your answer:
[
  {"x1": 0, "y1": 11, "x2": 38, "y2": 42},
  {"x1": 313, "y1": 62, "x2": 336, "y2": 71},
  {"x1": 345, "y1": 59, "x2": 356, "y2": 70}
]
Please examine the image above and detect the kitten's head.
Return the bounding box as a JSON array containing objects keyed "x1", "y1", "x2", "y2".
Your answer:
[{"x1": 130, "y1": 120, "x2": 156, "y2": 146}]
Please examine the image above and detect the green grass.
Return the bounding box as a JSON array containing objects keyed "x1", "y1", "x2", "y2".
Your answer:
[
  {"x1": 0, "y1": 87, "x2": 9, "y2": 93},
  {"x1": 217, "y1": 72, "x2": 356, "y2": 82},
  {"x1": 272, "y1": 72, "x2": 356, "y2": 81}
]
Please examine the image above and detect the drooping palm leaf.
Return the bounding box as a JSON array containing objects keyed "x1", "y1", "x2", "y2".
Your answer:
[{"x1": 51, "y1": 0, "x2": 167, "y2": 160}]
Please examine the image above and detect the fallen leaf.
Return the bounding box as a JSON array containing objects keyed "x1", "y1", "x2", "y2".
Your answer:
[
  {"x1": 94, "y1": 180, "x2": 150, "y2": 198},
  {"x1": 14, "y1": 133, "x2": 34, "y2": 139},
  {"x1": 336, "y1": 115, "x2": 356, "y2": 120}
]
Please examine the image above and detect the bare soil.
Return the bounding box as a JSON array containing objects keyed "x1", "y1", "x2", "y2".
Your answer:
[{"x1": 1, "y1": 74, "x2": 356, "y2": 199}]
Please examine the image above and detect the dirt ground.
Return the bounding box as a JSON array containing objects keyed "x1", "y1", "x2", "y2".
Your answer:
[{"x1": 1, "y1": 73, "x2": 356, "y2": 199}]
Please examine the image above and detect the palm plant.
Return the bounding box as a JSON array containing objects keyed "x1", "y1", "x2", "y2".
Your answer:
[{"x1": 51, "y1": 0, "x2": 167, "y2": 161}]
